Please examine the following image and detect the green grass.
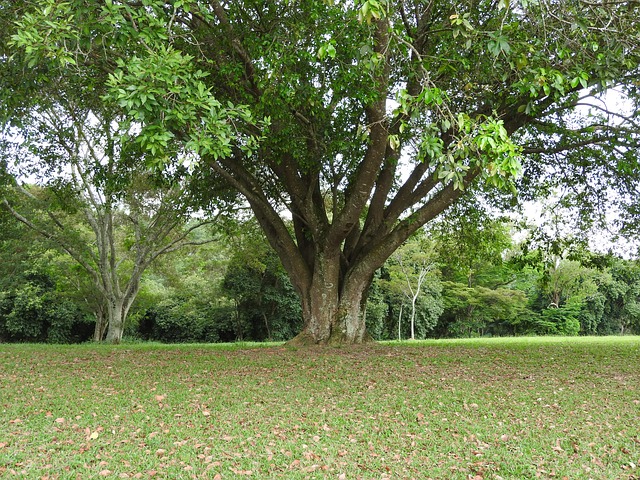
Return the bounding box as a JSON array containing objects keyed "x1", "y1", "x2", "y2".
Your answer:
[{"x1": 1, "y1": 337, "x2": 639, "y2": 479}]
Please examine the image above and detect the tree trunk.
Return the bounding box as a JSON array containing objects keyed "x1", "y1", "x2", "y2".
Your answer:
[
  {"x1": 288, "y1": 253, "x2": 373, "y2": 346},
  {"x1": 410, "y1": 296, "x2": 417, "y2": 340},
  {"x1": 93, "y1": 306, "x2": 107, "y2": 342},
  {"x1": 105, "y1": 295, "x2": 134, "y2": 344}
]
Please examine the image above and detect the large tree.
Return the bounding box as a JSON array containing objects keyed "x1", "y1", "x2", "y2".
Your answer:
[{"x1": 3, "y1": 0, "x2": 640, "y2": 344}]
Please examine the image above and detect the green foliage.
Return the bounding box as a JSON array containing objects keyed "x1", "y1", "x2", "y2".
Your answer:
[
  {"x1": 221, "y1": 235, "x2": 302, "y2": 342},
  {"x1": 578, "y1": 292, "x2": 606, "y2": 335},
  {"x1": 530, "y1": 304, "x2": 582, "y2": 336},
  {"x1": 439, "y1": 281, "x2": 528, "y2": 337},
  {"x1": 0, "y1": 276, "x2": 93, "y2": 344},
  {"x1": 431, "y1": 200, "x2": 514, "y2": 287},
  {"x1": 370, "y1": 234, "x2": 444, "y2": 340},
  {"x1": 598, "y1": 259, "x2": 640, "y2": 334},
  {"x1": 138, "y1": 299, "x2": 230, "y2": 344}
]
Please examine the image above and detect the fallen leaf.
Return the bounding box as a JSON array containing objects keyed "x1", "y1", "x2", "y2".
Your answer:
[{"x1": 552, "y1": 439, "x2": 564, "y2": 453}]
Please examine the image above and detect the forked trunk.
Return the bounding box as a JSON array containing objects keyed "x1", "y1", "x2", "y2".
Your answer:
[
  {"x1": 289, "y1": 253, "x2": 373, "y2": 346},
  {"x1": 105, "y1": 295, "x2": 134, "y2": 344}
]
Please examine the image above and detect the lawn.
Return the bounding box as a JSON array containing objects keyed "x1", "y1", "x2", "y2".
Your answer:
[{"x1": 0, "y1": 336, "x2": 639, "y2": 479}]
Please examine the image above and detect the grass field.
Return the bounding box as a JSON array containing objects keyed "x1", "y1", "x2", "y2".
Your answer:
[{"x1": 1, "y1": 336, "x2": 639, "y2": 479}]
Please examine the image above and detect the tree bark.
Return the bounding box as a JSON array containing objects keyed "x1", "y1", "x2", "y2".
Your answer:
[
  {"x1": 105, "y1": 294, "x2": 135, "y2": 344},
  {"x1": 288, "y1": 252, "x2": 374, "y2": 346},
  {"x1": 93, "y1": 306, "x2": 107, "y2": 342}
]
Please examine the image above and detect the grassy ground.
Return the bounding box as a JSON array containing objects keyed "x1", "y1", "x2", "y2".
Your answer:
[{"x1": 0, "y1": 336, "x2": 639, "y2": 479}]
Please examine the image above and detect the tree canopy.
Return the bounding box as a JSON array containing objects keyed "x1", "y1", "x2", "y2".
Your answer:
[{"x1": 2, "y1": 0, "x2": 640, "y2": 344}]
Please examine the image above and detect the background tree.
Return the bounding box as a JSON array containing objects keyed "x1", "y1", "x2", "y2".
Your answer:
[
  {"x1": 5, "y1": 0, "x2": 640, "y2": 345},
  {"x1": 0, "y1": 224, "x2": 94, "y2": 343},
  {"x1": 598, "y1": 259, "x2": 640, "y2": 335},
  {"x1": 432, "y1": 199, "x2": 514, "y2": 288},
  {"x1": 1, "y1": 103, "x2": 222, "y2": 343},
  {"x1": 438, "y1": 281, "x2": 528, "y2": 337},
  {"x1": 383, "y1": 233, "x2": 442, "y2": 340}
]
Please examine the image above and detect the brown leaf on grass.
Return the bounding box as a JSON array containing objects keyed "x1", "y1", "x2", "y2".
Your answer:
[
  {"x1": 98, "y1": 470, "x2": 112, "y2": 476},
  {"x1": 55, "y1": 418, "x2": 65, "y2": 424},
  {"x1": 154, "y1": 394, "x2": 165, "y2": 402},
  {"x1": 552, "y1": 439, "x2": 564, "y2": 453},
  {"x1": 302, "y1": 464, "x2": 325, "y2": 473},
  {"x1": 230, "y1": 467, "x2": 253, "y2": 475}
]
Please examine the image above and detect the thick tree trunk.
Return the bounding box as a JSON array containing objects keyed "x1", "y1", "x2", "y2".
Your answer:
[
  {"x1": 105, "y1": 296, "x2": 134, "y2": 344},
  {"x1": 288, "y1": 253, "x2": 373, "y2": 346}
]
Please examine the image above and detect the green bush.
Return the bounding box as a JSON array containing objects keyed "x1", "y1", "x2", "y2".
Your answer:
[
  {"x1": 0, "y1": 283, "x2": 93, "y2": 343},
  {"x1": 138, "y1": 299, "x2": 239, "y2": 343},
  {"x1": 531, "y1": 304, "x2": 581, "y2": 336}
]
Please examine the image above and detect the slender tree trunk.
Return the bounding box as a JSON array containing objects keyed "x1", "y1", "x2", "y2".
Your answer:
[
  {"x1": 410, "y1": 297, "x2": 417, "y2": 340},
  {"x1": 93, "y1": 307, "x2": 107, "y2": 342}
]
